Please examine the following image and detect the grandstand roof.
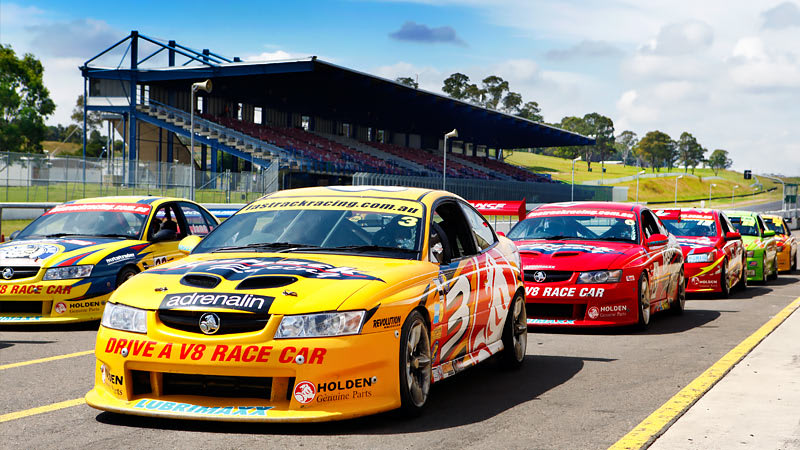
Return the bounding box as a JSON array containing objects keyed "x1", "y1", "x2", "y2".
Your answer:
[{"x1": 83, "y1": 32, "x2": 594, "y2": 149}]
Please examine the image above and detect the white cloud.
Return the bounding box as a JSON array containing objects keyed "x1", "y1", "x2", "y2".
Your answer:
[
  {"x1": 373, "y1": 61, "x2": 443, "y2": 92},
  {"x1": 641, "y1": 20, "x2": 714, "y2": 55},
  {"x1": 244, "y1": 50, "x2": 296, "y2": 62}
]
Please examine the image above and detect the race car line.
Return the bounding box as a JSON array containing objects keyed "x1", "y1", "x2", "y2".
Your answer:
[
  {"x1": 609, "y1": 294, "x2": 800, "y2": 450},
  {"x1": 0, "y1": 398, "x2": 86, "y2": 423},
  {"x1": 0, "y1": 350, "x2": 93, "y2": 371}
]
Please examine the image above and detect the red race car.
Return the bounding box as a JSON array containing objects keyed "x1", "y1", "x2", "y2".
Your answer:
[
  {"x1": 653, "y1": 208, "x2": 746, "y2": 297},
  {"x1": 506, "y1": 202, "x2": 684, "y2": 328}
]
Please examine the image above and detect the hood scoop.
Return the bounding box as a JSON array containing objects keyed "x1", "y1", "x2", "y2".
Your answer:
[
  {"x1": 180, "y1": 274, "x2": 222, "y2": 289},
  {"x1": 552, "y1": 251, "x2": 581, "y2": 257},
  {"x1": 236, "y1": 276, "x2": 298, "y2": 290}
]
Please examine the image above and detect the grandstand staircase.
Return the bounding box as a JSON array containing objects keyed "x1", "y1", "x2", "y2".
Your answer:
[
  {"x1": 134, "y1": 102, "x2": 286, "y2": 170},
  {"x1": 313, "y1": 132, "x2": 434, "y2": 175}
]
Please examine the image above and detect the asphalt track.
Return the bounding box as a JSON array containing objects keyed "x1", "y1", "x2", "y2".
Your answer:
[{"x1": 1, "y1": 244, "x2": 798, "y2": 449}]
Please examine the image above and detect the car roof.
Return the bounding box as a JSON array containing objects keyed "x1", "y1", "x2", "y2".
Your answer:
[
  {"x1": 258, "y1": 186, "x2": 451, "y2": 203},
  {"x1": 535, "y1": 201, "x2": 639, "y2": 212},
  {"x1": 64, "y1": 196, "x2": 184, "y2": 205},
  {"x1": 724, "y1": 210, "x2": 759, "y2": 218}
]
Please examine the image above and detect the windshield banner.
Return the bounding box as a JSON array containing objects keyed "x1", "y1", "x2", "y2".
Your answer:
[
  {"x1": 45, "y1": 203, "x2": 151, "y2": 215},
  {"x1": 241, "y1": 197, "x2": 424, "y2": 218},
  {"x1": 526, "y1": 208, "x2": 635, "y2": 220}
]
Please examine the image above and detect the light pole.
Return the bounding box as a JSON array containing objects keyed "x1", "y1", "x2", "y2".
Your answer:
[
  {"x1": 708, "y1": 183, "x2": 717, "y2": 205},
  {"x1": 635, "y1": 170, "x2": 646, "y2": 204},
  {"x1": 442, "y1": 129, "x2": 458, "y2": 191},
  {"x1": 571, "y1": 156, "x2": 581, "y2": 201},
  {"x1": 674, "y1": 175, "x2": 683, "y2": 205},
  {"x1": 732, "y1": 185, "x2": 739, "y2": 208},
  {"x1": 190, "y1": 79, "x2": 212, "y2": 200}
]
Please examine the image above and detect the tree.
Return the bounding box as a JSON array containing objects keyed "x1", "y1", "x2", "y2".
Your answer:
[
  {"x1": 501, "y1": 92, "x2": 522, "y2": 114},
  {"x1": 708, "y1": 149, "x2": 732, "y2": 175},
  {"x1": 442, "y1": 73, "x2": 471, "y2": 100},
  {"x1": 615, "y1": 130, "x2": 638, "y2": 166},
  {"x1": 464, "y1": 83, "x2": 485, "y2": 105},
  {"x1": 395, "y1": 76, "x2": 418, "y2": 89},
  {"x1": 0, "y1": 45, "x2": 55, "y2": 153},
  {"x1": 554, "y1": 116, "x2": 589, "y2": 161},
  {"x1": 71, "y1": 94, "x2": 103, "y2": 131},
  {"x1": 676, "y1": 132, "x2": 706, "y2": 174},
  {"x1": 635, "y1": 130, "x2": 673, "y2": 172},
  {"x1": 517, "y1": 101, "x2": 543, "y2": 122},
  {"x1": 583, "y1": 112, "x2": 615, "y2": 172},
  {"x1": 481, "y1": 75, "x2": 509, "y2": 110}
]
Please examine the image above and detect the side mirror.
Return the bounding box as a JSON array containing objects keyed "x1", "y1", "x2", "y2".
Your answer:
[
  {"x1": 496, "y1": 231, "x2": 506, "y2": 237},
  {"x1": 178, "y1": 235, "x2": 202, "y2": 254},
  {"x1": 725, "y1": 231, "x2": 741, "y2": 241},
  {"x1": 8, "y1": 230, "x2": 19, "y2": 241},
  {"x1": 763, "y1": 230, "x2": 776, "y2": 238},
  {"x1": 646, "y1": 233, "x2": 669, "y2": 248}
]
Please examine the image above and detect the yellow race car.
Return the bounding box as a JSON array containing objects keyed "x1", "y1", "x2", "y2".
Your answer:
[
  {"x1": 762, "y1": 214, "x2": 797, "y2": 272},
  {"x1": 0, "y1": 196, "x2": 219, "y2": 324},
  {"x1": 86, "y1": 186, "x2": 526, "y2": 422}
]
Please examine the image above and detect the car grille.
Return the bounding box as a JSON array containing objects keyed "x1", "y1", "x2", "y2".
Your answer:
[
  {"x1": 0, "y1": 266, "x2": 40, "y2": 280},
  {"x1": 163, "y1": 373, "x2": 272, "y2": 399},
  {"x1": 158, "y1": 310, "x2": 269, "y2": 335},
  {"x1": 524, "y1": 270, "x2": 573, "y2": 283},
  {"x1": 0, "y1": 301, "x2": 45, "y2": 314}
]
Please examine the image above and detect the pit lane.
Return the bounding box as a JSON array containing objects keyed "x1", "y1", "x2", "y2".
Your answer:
[{"x1": 2, "y1": 249, "x2": 798, "y2": 449}]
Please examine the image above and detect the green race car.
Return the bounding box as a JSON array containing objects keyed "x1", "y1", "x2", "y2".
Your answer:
[{"x1": 725, "y1": 210, "x2": 778, "y2": 283}]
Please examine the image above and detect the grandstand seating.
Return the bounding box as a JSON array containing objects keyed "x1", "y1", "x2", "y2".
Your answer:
[{"x1": 195, "y1": 113, "x2": 556, "y2": 182}]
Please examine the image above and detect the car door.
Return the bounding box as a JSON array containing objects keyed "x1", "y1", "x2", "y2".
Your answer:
[
  {"x1": 458, "y1": 201, "x2": 513, "y2": 354},
  {"x1": 140, "y1": 202, "x2": 187, "y2": 270},
  {"x1": 429, "y1": 199, "x2": 481, "y2": 370},
  {"x1": 757, "y1": 215, "x2": 777, "y2": 270},
  {"x1": 718, "y1": 213, "x2": 742, "y2": 285},
  {"x1": 640, "y1": 209, "x2": 669, "y2": 302}
]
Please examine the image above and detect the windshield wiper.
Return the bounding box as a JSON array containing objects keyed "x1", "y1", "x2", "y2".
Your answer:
[
  {"x1": 211, "y1": 242, "x2": 321, "y2": 253},
  {"x1": 599, "y1": 237, "x2": 635, "y2": 242},
  {"x1": 40, "y1": 233, "x2": 126, "y2": 239},
  {"x1": 539, "y1": 235, "x2": 592, "y2": 240}
]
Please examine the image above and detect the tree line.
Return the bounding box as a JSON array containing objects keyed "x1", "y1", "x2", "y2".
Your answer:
[{"x1": 397, "y1": 72, "x2": 734, "y2": 175}]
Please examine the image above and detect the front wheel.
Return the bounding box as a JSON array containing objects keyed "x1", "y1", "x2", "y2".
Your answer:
[
  {"x1": 500, "y1": 292, "x2": 527, "y2": 369},
  {"x1": 768, "y1": 255, "x2": 779, "y2": 281},
  {"x1": 719, "y1": 260, "x2": 730, "y2": 298},
  {"x1": 116, "y1": 266, "x2": 139, "y2": 287},
  {"x1": 637, "y1": 274, "x2": 651, "y2": 330},
  {"x1": 761, "y1": 255, "x2": 768, "y2": 284},
  {"x1": 734, "y1": 256, "x2": 747, "y2": 291},
  {"x1": 671, "y1": 269, "x2": 686, "y2": 315},
  {"x1": 398, "y1": 310, "x2": 431, "y2": 417}
]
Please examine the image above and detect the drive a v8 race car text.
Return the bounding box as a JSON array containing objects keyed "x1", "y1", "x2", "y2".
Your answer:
[
  {"x1": 85, "y1": 186, "x2": 527, "y2": 422},
  {"x1": 762, "y1": 214, "x2": 797, "y2": 273},
  {"x1": 654, "y1": 208, "x2": 746, "y2": 297},
  {"x1": 507, "y1": 202, "x2": 684, "y2": 328},
  {"x1": 726, "y1": 210, "x2": 779, "y2": 283},
  {"x1": 0, "y1": 196, "x2": 219, "y2": 324}
]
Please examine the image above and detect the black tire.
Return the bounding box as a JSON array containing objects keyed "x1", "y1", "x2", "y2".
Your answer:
[
  {"x1": 671, "y1": 269, "x2": 686, "y2": 315},
  {"x1": 636, "y1": 274, "x2": 651, "y2": 330},
  {"x1": 792, "y1": 249, "x2": 797, "y2": 272},
  {"x1": 761, "y1": 255, "x2": 768, "y2": 284},
  {"x1": 398, "y1": 310, "x2": 431, "y2": 417},
  {"x1": 768, "y1": 255, "x2": 779, "y2": 281},
  {"x1": 734, "y1": 256, "x2": 747, "y2": 291},
  {"x1": 500, "y1": 292, "x2": 527, "y2": 369},
  {"x1": 719, "y1": 260, "x2": 730, "y2": 298},
  {"x1": 116, "y1": 266, "x2": 139, "y2": 288}
]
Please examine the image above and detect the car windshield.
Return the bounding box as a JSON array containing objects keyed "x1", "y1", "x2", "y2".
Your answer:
[
  {"x1": 16, "y1": 203, "x2": 150, "y2": 239},
  {"x1": 764, "y1": 219, "x2": 786, "y2": 235},
  {"x1": 662, "y1": 217, "x2": 717, "y2": 237},
  {"x1": 508, "y1": 212, "x2": 638, "y2": 243},
  {"x1": 729, "y1": 216, "x2": 759, "y2": 236},
  {"x1": 194, "y1": 197, "x2": 424, "y2": 259}
]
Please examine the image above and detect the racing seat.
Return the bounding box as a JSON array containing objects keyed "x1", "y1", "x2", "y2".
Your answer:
[{"x1": 152, "y1": 220, "x2": 178, "y2": 242}]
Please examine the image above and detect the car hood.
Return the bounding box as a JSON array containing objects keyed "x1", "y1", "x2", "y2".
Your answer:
[
  {"x1": 0, "y1": 237, "x2": 145, "y2": 268},
  {"x1": 741, "y1": 236, "x2": 765, "y2": 251},
  {"x1": 675, "y1": 236, "x2": 721, "y2": 256},
  {"x1": 111, "y1": 252, "x2": 439, "y2": 315},
  {"x1": 513, "y1": 239, "x2": 643, "y2": 271}
]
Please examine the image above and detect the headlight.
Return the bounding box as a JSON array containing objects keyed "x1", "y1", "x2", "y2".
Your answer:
[
  {"x1": 576, "y1": 270, "x2": 622, "y2": 284},
  {"x1": 746, "y1": 250, "x2": 755, "y2": 257},
  {"x1": 686, "y1": 252, "x2": 715, "y2": 263},
  {"x1": 275, "y1": 311, "x2": 365, "y2": 338},
  {"x1": 101, "y1": 303, "x2": 147, "y2": 333},
  {"x1": 43, "y1": 265, "x2": 93, "y2": 280}
]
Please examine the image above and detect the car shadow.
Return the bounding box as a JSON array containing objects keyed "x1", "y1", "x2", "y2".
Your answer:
[
  {"x1": 0, "y1": 320, "x2": 100, "y2": 332},
  {"x1": 530, "y1": 308, "x2": 721, "y2": 336},
  {"x1": 95, "y1": 353, "x2": 612, "y2": 433},
  {"x1": 0, "y1": 339, "x2": 55, "y2": 350}
]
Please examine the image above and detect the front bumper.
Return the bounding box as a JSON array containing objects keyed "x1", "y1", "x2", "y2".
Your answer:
[
  {"x1": 0, "y1": 284, "x2": 110, "y2": 324},
  {"x1": 745, "y1": 252, "x2": 765, "y2": 281},
  {"x1": 524, "y1": 278, "x2": 640, "y2": 327},
  {"x1": 85, "y1": 324, "x2": 402, "y2": 422},
  {"x1": 685, "y1": 258, "x2": 724, "y2": 293}
]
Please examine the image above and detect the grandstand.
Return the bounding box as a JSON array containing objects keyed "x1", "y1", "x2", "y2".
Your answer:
[{"x1": 80, "y1": 31, "x2": 595, "y2": 198}]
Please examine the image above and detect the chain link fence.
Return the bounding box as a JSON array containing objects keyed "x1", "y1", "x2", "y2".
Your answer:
[{"x1": 0, "y1": 151, "x2": 279, "y2": 205}]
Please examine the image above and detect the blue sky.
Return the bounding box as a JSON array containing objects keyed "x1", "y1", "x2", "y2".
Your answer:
[{"x1": 2, "y1": 0, "x2": 800, "y2": 175}]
